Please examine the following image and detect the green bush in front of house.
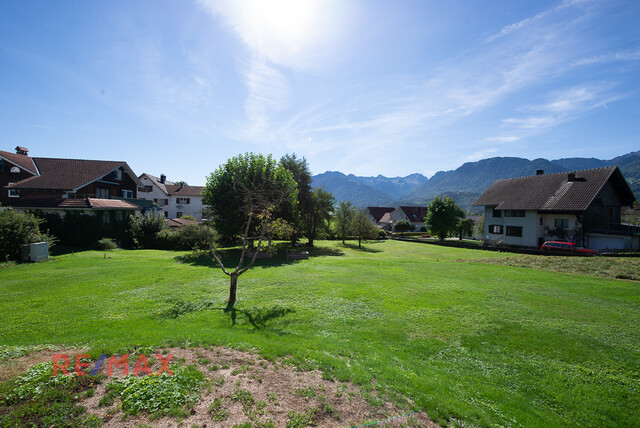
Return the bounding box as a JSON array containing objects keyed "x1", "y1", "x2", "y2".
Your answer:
[{"x1": 0, "y1": 208, "x2": 54, "y2": 262}]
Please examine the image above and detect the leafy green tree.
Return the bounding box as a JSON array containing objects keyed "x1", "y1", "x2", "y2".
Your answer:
[
  {"x1": 203, "y1": 153, "x2": 298, "y2": 243},
  {"x1": 279, "y1": 153, "x2": 311, "y2": 242},
  {"x1": 425, "y1": 195, "x2": 464, "y2": 240},
  {"x1": 351, "y1": 209, "x2": 380, "y2": 248},
  {"x1": 129, "y1": 211, "x2": 167, "y2": 248},
  {"x1": 302, "y1": 187, "x2": 334, "y2": 247},
  {"x1": 393, "y1": 219, "x2": 413, "y2": 232},
  {"x1": 334, "y1": 201, "x2": 355, "y2": 244},
  {"x1": 202, "y1": 153, "x2": 298, "y2": 309},
  {"x1": 0, "y1": 208, "x2": 54, "y2": 262},
  {"x1": 458, "y1": 218, "x2": 474, "y2": 240}
]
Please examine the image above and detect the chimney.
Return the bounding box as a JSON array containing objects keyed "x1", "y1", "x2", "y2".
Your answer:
[
  {"x1": 160, "y1": 174, "x2": 166, "y2": 184},
  {"x1": 15, "y1": 146, "x2": 29, "y2": 155},
  {"x1": 536, "y1": 169, "x2": 544, "y2": 176},
  {"x1": 567, "y1": 173, "x2": 576, "y2": 182}
]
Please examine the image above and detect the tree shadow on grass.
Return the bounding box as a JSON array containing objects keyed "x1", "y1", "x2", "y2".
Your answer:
[
  {"x1": 341, "y1": 242, "x2": 384, "y2": 253},
  {"x1": 158, "y1": 299, "x2": 295, "y2": 330},
  {"x1": 175, "y1": 242, "x2": 345, "y2": 268}
]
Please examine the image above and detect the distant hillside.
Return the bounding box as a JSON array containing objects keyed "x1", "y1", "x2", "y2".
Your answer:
[
  {"x1": 311, "y1": 171, "x2": 396, "y2": 208},
  {"x1": 550, "y1": 151, "x2": 640, "y2": 197},
  {"x1": 349, "y1": 173, "x2": 428, "y2": 199},
  {"x1": 312, "y1": 151, "x2": 640, "y2": 213}
]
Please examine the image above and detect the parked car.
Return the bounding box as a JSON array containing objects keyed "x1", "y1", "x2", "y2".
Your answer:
[{"x1": 541, "y1": 241, "x2": 597, "y2": 255}]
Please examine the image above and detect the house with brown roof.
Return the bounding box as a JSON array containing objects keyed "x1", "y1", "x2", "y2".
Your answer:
[
  {"x1": 138, "y1": 173, "x2": 208, "y2": 220},
  {"x1": 366, "y1": 207, "x2": 395, "y2": 225},
  {"x1": 472, "y1": 166, "x2": 638, "y2": 250},
  {"x1": 389, "y1": 206, "x2": 429, "y2": 231},
  {"x1": 1, "y1": 146, "x2": 144, "y2": 217}
]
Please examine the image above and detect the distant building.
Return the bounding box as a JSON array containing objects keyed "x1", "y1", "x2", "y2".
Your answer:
[
  {"x1": 138, "y1": 173, "x2": 208, "y2": 220},
  {"x1": 384, "y1": 206, "x2": 429, "y2": 231},
  {"x1": 366, "y1": 207, "x2": 395, "y2": 225},
  {"x1": 473, "y1": 167, "x2": 639, "y2": 250}
]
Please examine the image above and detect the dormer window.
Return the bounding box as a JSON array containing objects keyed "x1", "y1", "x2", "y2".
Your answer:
[{"x1": 10, "y1": 166, "x2": 20, "y2": 173}]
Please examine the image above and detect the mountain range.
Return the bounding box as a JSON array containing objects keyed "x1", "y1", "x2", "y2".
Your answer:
[{"x1": 312, "y1": 151, "x2": 640, "y2": 213}]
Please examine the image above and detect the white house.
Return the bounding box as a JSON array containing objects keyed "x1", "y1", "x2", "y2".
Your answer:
[
  {"x1": 138, "y1": 173, "x2": 208, "y2": 220},
  {"x1": 472, "y1": 167, "x2": 639, "y2": 250},
  {"x1": 385, "y1": 206, "x2": 428, "y2": 230}
]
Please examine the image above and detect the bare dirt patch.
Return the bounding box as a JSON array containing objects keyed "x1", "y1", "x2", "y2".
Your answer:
[{"x1": 2, "y1": 346, "x2": 437, "y2": 428}]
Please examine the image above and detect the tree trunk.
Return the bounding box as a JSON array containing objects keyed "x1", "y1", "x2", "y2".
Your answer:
[
  {"x1": 308, "y1": 237, "x2": 314, "y2": 247},
  {"x1": 227, "y1": 273, "x2": 238, "y2": 309},
  {"x1": 358, "y1": 237, "x2": 362, "y2": 248}
]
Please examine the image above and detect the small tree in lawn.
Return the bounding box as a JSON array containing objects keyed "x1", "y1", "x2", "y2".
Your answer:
[
  {"x1": 334, "y1": 201, "x2": 355, "y2": 244},
  {"x1": 202, "y1": 153, "x2": 297, "y2": 309},
  {"x1": 425, "y1": 195, "x2": 464, "y2": 241},
  {"x1": 351, "y1": 209, "x2": 379, "y2": 248}
]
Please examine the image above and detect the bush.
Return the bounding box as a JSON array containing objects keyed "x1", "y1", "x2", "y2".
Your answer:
[
  {"x1": 154, "y1": 225, "x2": 217, "y2": 251},
  {"x1": 96, "y1": 238, "x2": 117, "y2": 250},
  {"x1": 377, "y1": 229, "x2": 387, "y2": 239},
  {"x1": 129, "y1": 212, "x2": 167, "y2": 248},
  {"x1": 0, "y1": 208, "x2": 54, "y2": 262},
  {"x1": 393, "y1": 220, "x2": 414, "y2": 232}
]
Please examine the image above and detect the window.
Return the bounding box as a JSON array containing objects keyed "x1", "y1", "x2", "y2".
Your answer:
[
  {"x1": 539, "y1": 217, "x2": 543, "y2": 226},
  {"x1": 505, "y1": 210, "x2": 525, "y2": 217},
  {"x1": 554, "y1": 218, "x2": 569, "y2": 228},
  {"x1": 176, "y1": 198, "x2": 190, "y2": 204},
  {"x1": 492, "y1": 208, "x2": 502, "y2": 217},
  {"x1": 177, "y1": 212, "x2": 183, "y2": 218},
  {"x1": 506, "y1": 226, "x2": 523, "y2": 237},
  {"x1": 10, "y1": 166, "x2": 20, "y2": 173},
  {"x1": 112, "y1": 169, "x2": 123, "y2": 181},
  {"x1": 96, "y1": 188, "x2": 110, "y2": 198},
  {"x1": 488, "y1": 224, "x2": 503, "y2": 234},
  {"x1": 122, "y1": 190, "x2": 133, "y2": 199},
  {"x1": 164, "y1": 211, "x2": 169, "y2": 218},
  {"x1": 154, "y1": 198, "x2": 168, "y2": 206},
  {"x1": 7, "y1": 183, "x2": 19, "y2": 198}
]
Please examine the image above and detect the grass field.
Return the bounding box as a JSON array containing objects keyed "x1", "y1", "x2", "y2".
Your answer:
[{"x1": 1, "y1": 240, "x2": 639, "y2": 427}]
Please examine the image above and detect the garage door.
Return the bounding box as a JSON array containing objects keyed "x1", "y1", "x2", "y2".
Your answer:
[{"x1": 587, "y1": 235, "x2": 625, "y2": 250}]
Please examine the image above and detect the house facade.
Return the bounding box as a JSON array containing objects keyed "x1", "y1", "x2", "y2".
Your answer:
[
  {"x1": 366, "y1": 207, "x2": 395, "y2": 225},
  {"x1": 473, "y1": 167, "x2": 638, "y2": 250},
  {"x1": 138, "y1": 173, "x2": 208, "y2": 220},
  {"x1": 1, "y1": 146, "x2": 144, "y2": 217},
  {"x1": 383, "y1": 206, "x2": 428, "y2": 230}
]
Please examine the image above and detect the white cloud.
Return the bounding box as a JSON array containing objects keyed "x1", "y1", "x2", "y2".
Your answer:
[{"x1": 573, "y1": 48, "x2": 640, "y2": 66}]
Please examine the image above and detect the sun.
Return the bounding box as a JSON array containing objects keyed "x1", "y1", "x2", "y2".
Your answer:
[{"x1": 245, "y1": 0, "x2": 323, "y2": 53}]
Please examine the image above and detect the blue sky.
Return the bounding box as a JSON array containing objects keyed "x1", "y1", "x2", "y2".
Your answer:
[{"x1": 1, "y1": 0, "x2": 639, "y2": 185}]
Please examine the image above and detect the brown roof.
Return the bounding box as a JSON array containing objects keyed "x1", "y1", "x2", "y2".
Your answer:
[
  {"x1": 6, "y1": 196, "x2": 138, "y2": 210},
  {"x1": 88, "y1": 198, "x2": 138, "y2": 209},
  {"x1": 0, "y1": 150, "x2": 38, "y2": 175},
  {"x1": 7, "y1": 158, "x2": 126, "y2": 191},
  {"x1": 165, "y1": 218, "x2": 202, "y2": 227},
  {"x1": 367, "y1": 207, "x2": 395, "y2": 222},
  {"x1": 165, "y1": 184, "x2": 204, "y2": 197},
  {"x1": 472, "y1": 166, "x2": 636, "y2": 211},
  {"x1": 399, "y1": 206, "x2": 428, "y2": 222}
]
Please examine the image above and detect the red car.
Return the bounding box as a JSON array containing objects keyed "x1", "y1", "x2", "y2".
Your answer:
[{"x1": 541, "y1": 241, "x2": 597, "y2": 255}]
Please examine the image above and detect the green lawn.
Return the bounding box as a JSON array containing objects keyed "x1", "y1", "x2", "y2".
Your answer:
[{"x1": 1, "y1": 240, "x2": 639, "y2": 427}]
